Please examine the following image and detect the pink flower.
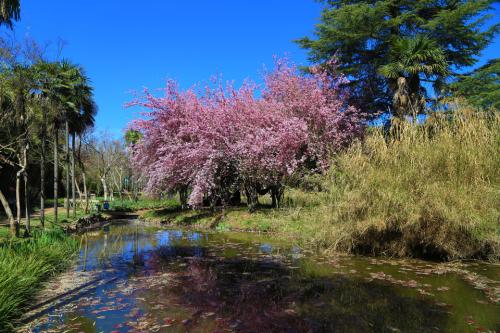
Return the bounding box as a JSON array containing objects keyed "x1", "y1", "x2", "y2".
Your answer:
[{"x1": 127, "y1": 58, "x2": 364, "y2": 207}]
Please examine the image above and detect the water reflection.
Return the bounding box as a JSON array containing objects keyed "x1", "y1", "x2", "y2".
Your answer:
[{"x1": 24, "y1": 221, "x2": 499, "y2": 333}]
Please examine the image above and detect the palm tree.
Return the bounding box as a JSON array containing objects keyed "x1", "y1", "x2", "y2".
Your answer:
[
  {"x1": 35, "y1": 61, "x2": 96, "y2": 223},
  {"x1": 66, "y1": 65, "x2": 96, "y2": 218},
  {"x1": 55, "y1": 61, "x2": 96, "y2": 218},
  {"x1": 34, "y1": 61, "x2": 73, "y2": 225},
  {"x1": 379, "y1": 35, "x2": 449, "y2": 120},
  {"x1": 0, "y1": 0, "x2": 20, "y2": 28}
]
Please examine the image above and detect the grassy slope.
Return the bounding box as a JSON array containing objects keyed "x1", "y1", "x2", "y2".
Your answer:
[
  {"x1": 316, "y1": 108, "x2": 499, "y2": 260},
  {"x1": 141, "y1": 107, "x2": 499, "y2": 261}
]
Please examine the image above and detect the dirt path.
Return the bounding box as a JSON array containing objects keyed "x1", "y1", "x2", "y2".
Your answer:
[{"x1": 30, "y1": 207, "x2": 55, "y2": 217}]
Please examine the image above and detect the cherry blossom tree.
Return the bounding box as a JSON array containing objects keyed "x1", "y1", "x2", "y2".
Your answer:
[
  {"x1": 128, "y1": 58, "x2": 364, "y2": 210},
  {"x1": 263, "y1": 58, "x2": 364, "y2": 170}
]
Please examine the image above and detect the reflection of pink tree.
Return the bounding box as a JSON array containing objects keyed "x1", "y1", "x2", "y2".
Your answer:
[{"x1": 128, "y1": 58, "x2": 364, "y2": 209}]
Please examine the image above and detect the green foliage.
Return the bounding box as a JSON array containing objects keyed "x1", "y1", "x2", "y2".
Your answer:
[
  {"x1": 0, "y1": 229, "x2": 78, "y2": 330},
  {"x1": 33, "y1": 60, "x2": 97, "y2": 133},
  {"x1": 297, "y1": 0, "x2": 499, "y2": 115},
  {"x1": 379, "y1": 35, "x2": 448, "y2": 79},
  {"x1": 0, "y1": 0, "x2": 20, "y2": 28},
  {"x1": 124, "y1": 129, "x2": 142, "y2": 146},
  {"x1": 450, "y1": 58, "x2": 500, "y2": 110}
]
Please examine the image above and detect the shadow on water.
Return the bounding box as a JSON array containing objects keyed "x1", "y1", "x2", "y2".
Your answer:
[
  {"x1": 144, "y1": 206, "x2": 221, "y2": 227},
  {"x1": 147, "y1": 245, "x2": 448, "y2": 333}
]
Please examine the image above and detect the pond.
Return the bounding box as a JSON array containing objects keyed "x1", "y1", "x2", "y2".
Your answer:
[{"x1": 22, "y1": 220, "x2": 499, "y2": 333}]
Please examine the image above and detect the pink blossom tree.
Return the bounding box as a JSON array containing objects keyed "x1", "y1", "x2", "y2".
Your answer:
[{"x1": 128, "y1": 58, "x2": 364, "y2": 210}]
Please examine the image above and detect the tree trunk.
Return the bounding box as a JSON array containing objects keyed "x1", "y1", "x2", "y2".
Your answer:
[
  {"x1": 83, "y1": 172, "x2": 89, "y2": 214},
  {"x1": 75, "y1": 177, "x2": 82, "y2": 201},
  {"x1": 179, "y1": 187, "x2": 188, "y2": 209},
  {"x1": 101, "y1": 177, "x2": 108, "y2": 201},
  {"x1": 0, "y1": 188, "x2": 16, "y2": 237},
  {"x1": 71, "y1": 133, "x2": 76, "y2": 218},
  {"x1": 244, "y1": 183, "x2": 258, "y2": 212},
  {"x1": 15, "y1": 161, "x2": 23, "y2": 235},
  {"x1": 65, "y1": 118, "x2": 70, "y2": 218},
  {"x1": 54, "y1": 128, "x2": 59, "y2": 224},
  {"x1": 270, "y1": 185, "x2": 284, "y2": 209},
  {"x1": 40, "y1": 109, "x2": 46, "y2": 228},
  {"x1": 23, "y1": 145, "x2": 30, "y2": 235}
]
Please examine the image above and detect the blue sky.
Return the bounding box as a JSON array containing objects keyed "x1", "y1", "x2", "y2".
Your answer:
[{"x1": 4, "y1": 1, "x2": 500, "y2": 137}]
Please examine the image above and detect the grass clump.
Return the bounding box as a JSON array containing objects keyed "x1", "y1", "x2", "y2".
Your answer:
[
  {"x1": 111, "y1": 197, "x2": 179, "y2": 212},
  {"x1": 0, "y1": 229, "x2": 78, "y2": 331},
  {"x1": 311, "y1": 106, "x2": 499, "y2": 260}
]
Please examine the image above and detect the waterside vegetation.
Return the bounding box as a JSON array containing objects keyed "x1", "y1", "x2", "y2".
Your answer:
[
  {"x1": 0, "y1": 229, "x2": 78, "y2": 331},
  {"x1": 139, "y1": 106, "x2": 499, "y2": 261}
]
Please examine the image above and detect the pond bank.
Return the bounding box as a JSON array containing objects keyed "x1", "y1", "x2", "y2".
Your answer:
[{"x1": 136, "y1": 204, "x2": 499, "y2": 263}]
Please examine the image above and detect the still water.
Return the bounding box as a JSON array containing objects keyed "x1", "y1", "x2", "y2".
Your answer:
[{"x1": 24, "y1": 220, "x2": 499, "y2": 333}]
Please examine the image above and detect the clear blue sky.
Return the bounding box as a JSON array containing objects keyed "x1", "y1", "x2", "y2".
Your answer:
[{"x1": 4, "y1": 1, "x2": 500, "y2": 137}]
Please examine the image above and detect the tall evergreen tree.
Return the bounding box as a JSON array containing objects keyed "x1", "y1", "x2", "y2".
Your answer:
[
  {"x1": 450, "y1": 58, "x2": 499, "y2": 110},
  {"x1": 297, "y1": 0, "x2": 499, "y2": 117}
]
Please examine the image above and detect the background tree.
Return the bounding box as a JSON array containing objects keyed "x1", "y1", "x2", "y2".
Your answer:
[
  {"x1": 35, "y1": 61, "x2": 66, "y2": 225},
  {"x1": 83, "y1": 133, "x2": 126, "y2": 202},
  {"x1": 450, "y1": 58, "x2": 499, "y2": 110},
  {"x1": 8, "y1": 64, "x2": 35, "y2": 235},
  {"x1": 0, "y1": 66, "x2": 18, "y2": 235},
  {"x1": 0, "y1": 0, "x2": 20, "y2": 28},
  {"x1": 56, "y1": 61, "x2": 96, "y2": 217},
  {"x1": 297, "y1": 0, "x2": 499, "y2": 117}
]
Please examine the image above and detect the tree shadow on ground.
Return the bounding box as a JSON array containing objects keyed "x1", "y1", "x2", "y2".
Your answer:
[{"x1": 145, "y1": 245, "x2": 449, "y2": 333}]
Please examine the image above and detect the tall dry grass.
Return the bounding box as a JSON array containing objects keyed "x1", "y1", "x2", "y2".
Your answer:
[{"x1": 305, "y1": 105, "x2": 499, "y2": 260}]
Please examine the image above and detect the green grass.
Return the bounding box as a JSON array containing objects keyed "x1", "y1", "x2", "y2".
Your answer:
[
  {"x1": 1, "y1": 206, "x2": 100, "y2": 246},
  {"x1": 110, "y1": 197, "x2": 179, "y2": 212},
  {"x1": 33, "y1": 210, "x2": 89, "y2": 226},
  {"x1": 0, "y1": 229, "x2": 79, "y2": 331},
  {"x1": 140, "y1": 190, "x2": 326, "y2": 235}
]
